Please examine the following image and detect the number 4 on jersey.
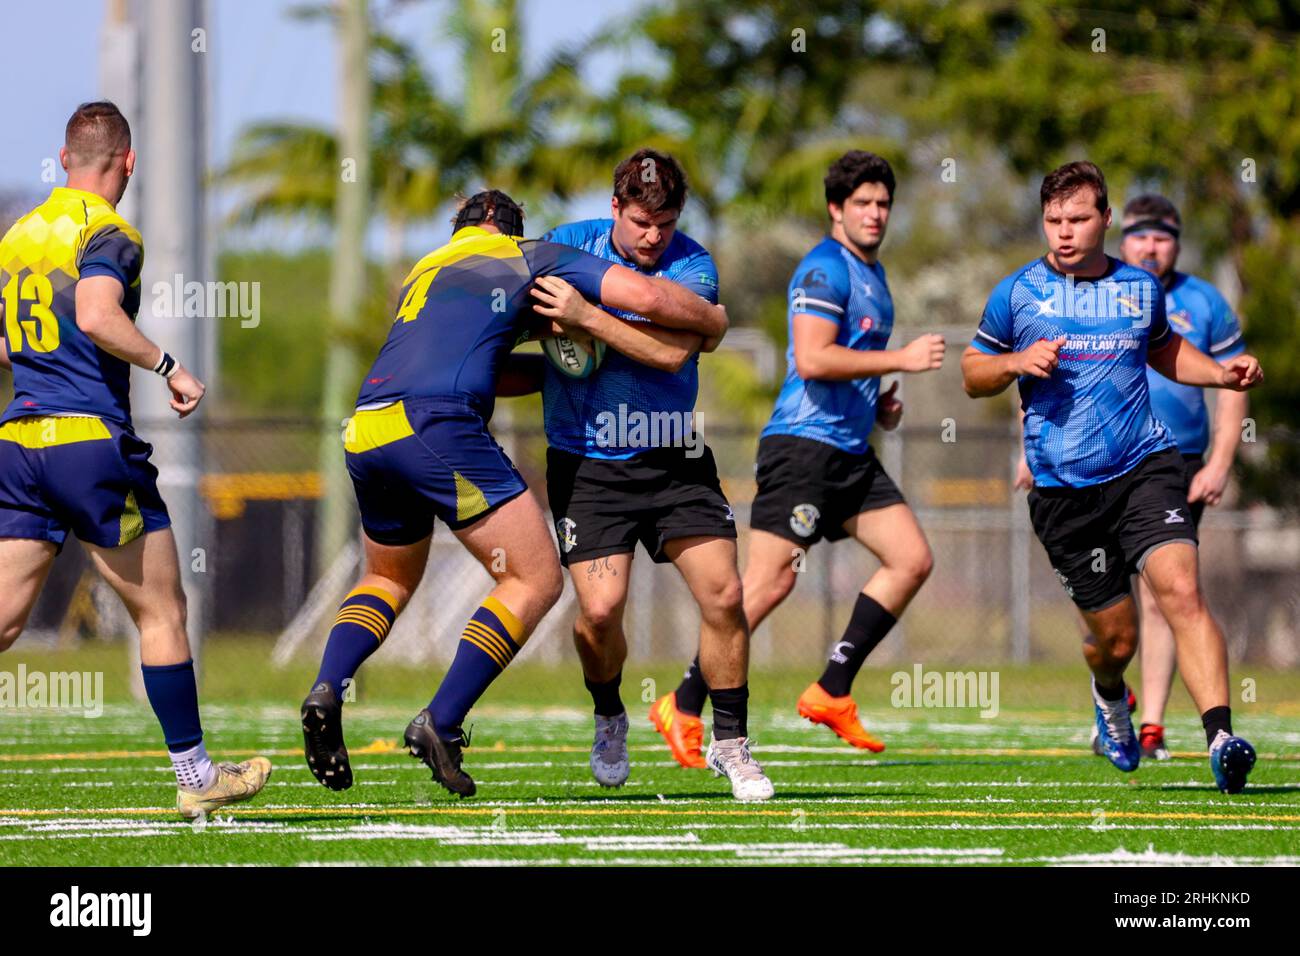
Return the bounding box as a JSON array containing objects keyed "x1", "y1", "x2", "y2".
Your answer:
[{"x1": 396, "y1": 268, "x2": 439, "y2": 323}]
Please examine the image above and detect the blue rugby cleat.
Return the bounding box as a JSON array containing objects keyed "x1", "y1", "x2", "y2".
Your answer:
[
  {"x1": 1209, "y1": 731, "x2": 1256, "y2": 794},
  {"x1": 1092, "y1": 679, "x2": 1140, "y2": 772}
]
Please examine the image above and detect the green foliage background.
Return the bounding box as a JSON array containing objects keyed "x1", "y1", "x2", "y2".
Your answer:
[{"x1": 211, "y1": 0, "x2": 1300, "y2": 503}]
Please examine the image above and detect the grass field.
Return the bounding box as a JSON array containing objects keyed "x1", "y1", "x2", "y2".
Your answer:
[{"x1": 2, "y1": 640, "x2": 1298, "y2": 866}]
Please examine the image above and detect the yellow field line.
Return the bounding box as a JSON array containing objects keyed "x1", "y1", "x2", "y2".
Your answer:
[
  {"x1": 0, "y1": 805, "x2": 1297, "y2": 823},
  {"x1": 0, "y1": 742, "x2": 1290, "y2": 762}
]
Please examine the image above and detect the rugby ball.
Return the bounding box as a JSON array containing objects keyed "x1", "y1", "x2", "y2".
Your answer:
[{"x1": 543, "y1": 335, "x2": 606, "y2": 379}]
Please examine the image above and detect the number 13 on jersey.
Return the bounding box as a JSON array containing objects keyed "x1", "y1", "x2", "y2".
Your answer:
[{"x1": 2, "y1": 273, "x2": 60, "y2": 352}]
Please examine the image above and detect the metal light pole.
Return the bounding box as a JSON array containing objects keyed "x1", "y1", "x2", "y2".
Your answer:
[{"x1": 124, "y1": 0, "x2": 212, "y2": 693}]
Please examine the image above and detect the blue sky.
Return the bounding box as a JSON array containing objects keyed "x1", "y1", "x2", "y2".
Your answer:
[{"x1": 0, "y1": 0, "x2": 647, "y2": 237}]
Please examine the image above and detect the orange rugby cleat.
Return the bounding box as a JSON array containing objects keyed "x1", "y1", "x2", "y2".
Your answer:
[
  {"x1": 648, "y1": 692, "x2": 707, "y2": 769},
  {"x1": 796, "y1": 682, "x2": 886, "y2": 752}
]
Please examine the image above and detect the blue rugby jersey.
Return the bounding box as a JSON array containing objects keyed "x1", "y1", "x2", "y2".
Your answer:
[
  {"x1": 539, "y1": 219, "x2": 719, "y2": 459},
  {"x1": 1146, "y1": 271, "x2": 1245, "y2": 455},
  {"x1": 760, "y1": 237, "x2": 894, "y2": 455},
  {"x1": 972, "y1": 256, "x2": 1176, "y2": 488}
]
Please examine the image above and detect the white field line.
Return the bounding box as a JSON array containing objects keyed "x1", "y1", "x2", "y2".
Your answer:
[{"x1": 1037, "y1": 848, "x2": 1300, "y2": 866}]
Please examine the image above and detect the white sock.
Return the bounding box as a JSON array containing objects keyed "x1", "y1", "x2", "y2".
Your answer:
[{"x1": 170, "y1": 741, "x2": 217, "y2": 792}]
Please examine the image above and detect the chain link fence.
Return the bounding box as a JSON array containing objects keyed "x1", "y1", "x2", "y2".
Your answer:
[{"x1": 23, "y1": 403, "x2": 1300, "y2": 674}]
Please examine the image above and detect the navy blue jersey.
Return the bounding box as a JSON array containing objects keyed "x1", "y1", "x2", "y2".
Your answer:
[
  {"x1": 760, "y1": 237, "x2": 894, "y2": 454},
  {"x1": 539, "y1": 219, "x2": 718, "y2": 458},
  {"x1": 1148, "y1": 272, "x2": 1245, "y2": 454},
  {"x1": 973, "y1": 256, "x2": 1176, "y2": 487},
  {"x1": 356, "y1": 226, "x2": 614, "y2": 420},
  {"x1": 0, "y1": 187, "x2": 144, "y2": 426}
]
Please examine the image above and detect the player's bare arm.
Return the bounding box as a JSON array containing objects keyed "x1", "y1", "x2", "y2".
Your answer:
[
  {"x1": 795, "y1": 313, "x2": 943, "y2": 381},
  {"x1": 530, "y1": 274, "x2": 702, "y2": 372},
  {"x1": 592, "y1": 264, "x2": 727, "y2": 338},
  {"x1": 76, "y1": 274, "x2": 205, "y2": 418},
  {"x1": 1147, "y1": 333, "x2": 1263, "y2": 391},
  {"x1": 961, "y1": 336, "x2": 1066, "y2": 397},
  {"x1": 1189, "y1": 389, "x2": 1249, "y2": 506}
]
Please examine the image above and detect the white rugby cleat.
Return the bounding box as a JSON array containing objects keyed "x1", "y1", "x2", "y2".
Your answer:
[{"x1": 706, "y1": 736, "x2": 774, "y2": 802}]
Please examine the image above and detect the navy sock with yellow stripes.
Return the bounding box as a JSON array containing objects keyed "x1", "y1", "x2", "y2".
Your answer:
[
  {"x1": 313, "y1": 585, "x2": 398, "y2": 695},
  {"x1": 429, "y1": 596, "x2": 523, "y2": 741}
]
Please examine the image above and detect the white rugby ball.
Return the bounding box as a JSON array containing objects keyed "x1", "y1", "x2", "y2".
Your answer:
[{"x1": 543, "y1": 335, "x2": 606, "y2": 379}]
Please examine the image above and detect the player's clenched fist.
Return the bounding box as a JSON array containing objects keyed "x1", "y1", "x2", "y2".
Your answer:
[
  {"x1": 899, "y1": 332, "x2": 945, "y2": 372},
  {"x1": 875, "y1": 380, "x2": 903, "y2": 430},
  {"x1": 1219, "y1": 354, "x2": 1263, "y2": 391},
  {"x1": 168, "y1": 365, "x2": 206, "y2": 419},
  {"x1": 1015, "y1": 336, "x2": 1067, "y2": 379}
]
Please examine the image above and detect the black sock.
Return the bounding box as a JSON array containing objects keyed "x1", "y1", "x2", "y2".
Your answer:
[
  {"x1": 584, "y1": 672, "x2": 625, "y2": 718},
  {"x1": 709, "y1": 685, "x2": 748, "y2": 740},
  {"x1": 1201, "y1": 705, "x2": 1232, "y2": 748},
  {"x1": 674, "y1": 655, "x2": 708, "y2": 716},
  {"x1": 817, "y1": 593, "x2": 897, "y2": 698},
  {"x1": 1094, "y1": 678, "x2": 1126, "y2": 702}
]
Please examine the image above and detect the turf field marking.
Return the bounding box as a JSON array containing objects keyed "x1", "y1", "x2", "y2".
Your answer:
[
  {"x1": 3, "y1": 805, "x2": 1298, "y2": 823},
  {"x1": 1036, "y1": 848, "x2": 1300, "y2": 866},
  {"x1": 3, "y1": 743, "x2": 1295, "y2": 762}
]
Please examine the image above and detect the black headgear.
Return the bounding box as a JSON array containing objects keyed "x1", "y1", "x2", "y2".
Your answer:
[
  {"x1": 1121, "y1": 218, "x2": 1180, "y2": 240},
  {"x1": 453, "y1": 189, "x2": 525, "y2": 237}
]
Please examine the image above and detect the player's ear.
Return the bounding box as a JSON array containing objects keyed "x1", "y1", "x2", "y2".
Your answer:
[
  {"x1": 59, "y1": 146, "x2": 70, "y2": 172},
  {"x1": 1102, "y1": 207, "x2": 1112, "y2": 229},
  {"x1": 124, "y1": 149, "x2": 136, "y2": 178},
  {"x1": 827, "y1": 201, "x2": 841, "y2": 223},
  {"x1": 611, "y1": 196, "x2": 621, "y2": 219}
]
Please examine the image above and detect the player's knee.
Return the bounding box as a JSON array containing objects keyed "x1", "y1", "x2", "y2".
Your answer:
[
  {"x1": 700, "y1": 575, "x2": 745, "y2": 625},
  {"x1": 537, "y1": 561, "x2": 564, "y2": 609},
  {"x1": 904, "y1": 544, "x2": 934, "y2": 587},
  {"x1": 1150, "y1": 574, "x2": 1203, "y2": 623},
  {"x1": 505, "y1": 556, "x2": 562, "y2": 612},
  {"x1": 577, "y1": 598, "x2": 623, "y2": 637},
  {"x1": 1097, "y1": 622, "x2": 1138, "y2": 663}
]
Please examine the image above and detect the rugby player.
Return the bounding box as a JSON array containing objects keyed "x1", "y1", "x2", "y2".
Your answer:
[
  {"x1": 300, "y1": 189, "x2": 732, "y2": 798},
  {"x1": 0, "y1": 102, "x2": 271, "y2": 818},
  {"x1": 962, "y1": 161, "x2": 1262, "y2": 792},
  {"x1": 496, "y1": 149, "x2": 772, "y2": 801},
  {"x1": 660, "y1": 150, "x2": 944, "y2": 754},
  {"x1": 1064, "y1": 195, "x2": 1250, "y2": 760}
]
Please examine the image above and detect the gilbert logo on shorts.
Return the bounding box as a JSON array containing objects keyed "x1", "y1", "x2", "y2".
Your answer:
[
  {"x1": 556, "y1": 517, "x2": 578, "y2": 553},
  {"x1": 790, "y1": 503, "x2": 820, "y2": 538}
]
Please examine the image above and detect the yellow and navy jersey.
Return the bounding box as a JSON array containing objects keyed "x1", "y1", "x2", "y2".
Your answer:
[
  {"x1": 356, "y1": 225, "x2": 614, "y2": 419},
  {"x1": 0, "y1": 187, "x2": 144, "y2": 426}
]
